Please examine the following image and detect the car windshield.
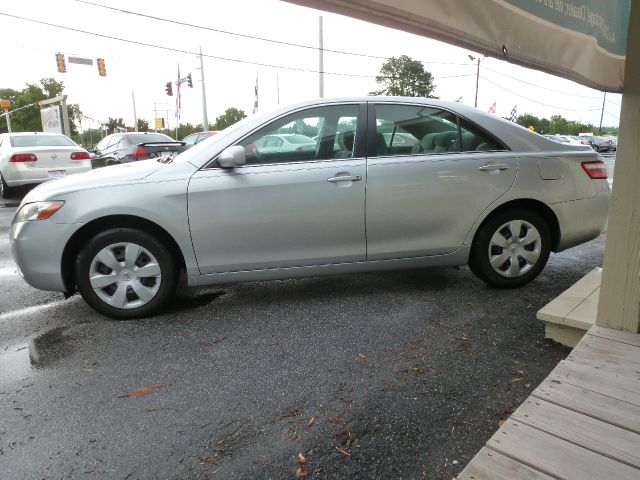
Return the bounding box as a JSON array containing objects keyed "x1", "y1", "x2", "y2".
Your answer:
[
  {"x1": 285, "y1": 134, "x2": 315, "y2": 144},
  {"x1": 126, "y1": 133, "x2": 174, "y2": 144},
  {"x1": 10, "y1": 135, "x2": 75, "y2": 147}
]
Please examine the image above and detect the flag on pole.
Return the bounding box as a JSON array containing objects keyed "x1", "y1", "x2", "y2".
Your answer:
[
  {"x1": 176, "y1": 65, "x2": 182, "y2": 122},
  {"x1": 509, "y1": 105, "x2": 518, "y2": 122},
  {"x1": 253, "y1": 73, "x2": 259, "y2": 114},
  {"x1": 488, "y1": 101, "x2": 496, "y2": 114}
]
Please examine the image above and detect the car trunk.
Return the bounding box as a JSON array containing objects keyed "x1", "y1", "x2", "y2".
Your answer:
[{"x1": 14, "y1": 146, "x2": 86, "y2": 169}]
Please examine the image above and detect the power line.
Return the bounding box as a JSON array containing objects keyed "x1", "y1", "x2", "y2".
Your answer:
[
  {"x1": 481, "y1": 66, "x2": 603, "y2": 100},
  {"x1": 0, "y1": 12, "x2": 379, "y2": 78},
  {"x1": 73, "y1": 0, "x2": 472, "y2": 66},
  {"x1": 479, "y1": 75, "x2": 601, "y2": 113}
]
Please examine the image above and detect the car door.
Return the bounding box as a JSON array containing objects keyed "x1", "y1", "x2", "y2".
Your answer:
[
  {"x1": 188, "y1": 103, "x2": 367, "y2": 274},
  {"x1": 365, "y1": 103, "x2": 518, "y2": 260}
]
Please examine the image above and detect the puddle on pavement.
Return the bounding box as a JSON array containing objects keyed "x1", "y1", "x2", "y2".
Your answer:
[{"x1": 0, "y1": 326, "x2": 75, "y2": 385}]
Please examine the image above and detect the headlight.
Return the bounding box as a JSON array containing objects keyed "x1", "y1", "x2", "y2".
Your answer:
[{"x1": 13, "y1": 201, "x2": 65, "y2": 223}]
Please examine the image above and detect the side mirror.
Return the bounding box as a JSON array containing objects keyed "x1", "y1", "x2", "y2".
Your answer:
[{"x1": 218, "y1": 146, "x2": 246, "y2": 168}]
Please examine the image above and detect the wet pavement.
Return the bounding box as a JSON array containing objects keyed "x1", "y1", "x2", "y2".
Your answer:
[{"x1": 0, "y1": 190, "x2": 606, "y2": 479}]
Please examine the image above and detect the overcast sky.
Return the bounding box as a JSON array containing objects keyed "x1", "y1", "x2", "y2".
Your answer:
[{"x1": 0, "y1": 0, "x2": 622, "y2": 132}]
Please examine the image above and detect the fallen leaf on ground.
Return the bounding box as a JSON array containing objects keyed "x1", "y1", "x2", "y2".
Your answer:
[
  {"x1": 307, "y1": 416, "x2": 316, "y2": 427},
  {"x1": 509, "y1": 377, "x2": 523, "y2": 383},
  {"x1": 297, "y1": 452, "x2": 307, "y2": 463},
  {"x1": 82, "y1": 368, "x2": 93, "y2": 374},
  {"x1": 498, "y1": 419, "x2": 506, "y2": 427},
  {"x1": 411, "y1": 366, "x2": 426, "y2": 375},
  {"x1": 198, "y1": 455, "x2": 217, "y2": 464},
  {"x1": 335, "y1": 446, "x2": 351, "y2": 457},
  {"x1": 356, "y1": 353, "x2": 368, "y2": 361},
  {"x1": 275, "y1": 409, "x2": 300, "y2": 421},
  {"x1": 124, "y1": 384, "x2": 167, "y2": 397},
  {"x1": 295, "y1": 467, "x2": 309, "y2": 477}
]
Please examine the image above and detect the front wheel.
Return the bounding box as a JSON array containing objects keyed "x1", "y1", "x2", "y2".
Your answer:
[
  {"x1": 75, "y1": 228, "x2": 177, "y2": 319},
  {"x1": 469, "y1": 209, "x2": 551, "y2": 288}
]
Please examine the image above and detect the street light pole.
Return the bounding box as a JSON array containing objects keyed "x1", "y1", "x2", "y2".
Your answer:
[{"x1": 319, "y1": 16, "x2": 324, "y2": 98}]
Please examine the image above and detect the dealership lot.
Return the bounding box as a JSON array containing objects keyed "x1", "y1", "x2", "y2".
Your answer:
[{"x1": 0, "y1": 191, "x2": 607, "y2": 479}]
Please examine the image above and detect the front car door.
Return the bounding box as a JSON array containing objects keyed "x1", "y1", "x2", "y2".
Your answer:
[
  {"x1": 188, "y1": 103, "x2": 367, "y2": 274},
  {"x1": 366, "y1": 102, "x2": 518, "y2": 260}
]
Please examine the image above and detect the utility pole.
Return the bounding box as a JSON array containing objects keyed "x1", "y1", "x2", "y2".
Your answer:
[
  {"x1": 199, "y1": 46, "x2": 209, "y2": 130},
  {"x1": 318, "y1": 16, "x2": 324, "y2": 98},
  {"x1": 469, "y1": 55, "x2": 481, "y2": 108},
  {"x1": 599, "y1": 92, "x2": 607, "y2": 133},
  {"x1": 132, "y1": 90, "x2": 138, "y2": 132},
  {"x1": 5, "y1": 112, "x2": 11, "y2": 133}
]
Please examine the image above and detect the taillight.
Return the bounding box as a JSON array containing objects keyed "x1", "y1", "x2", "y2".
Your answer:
[
  {"x1": 581, "y1": 161, "x2": 608, "y2": 179},
  {"x1": 70, "y1": 151, "x2": 90, "y2": 160},
  {"x1": 131, "y1": 147, "x2": 149, "y2": 159},
  {"x1": 10, "y1": 153, "x2": 37, "y2": 162}
]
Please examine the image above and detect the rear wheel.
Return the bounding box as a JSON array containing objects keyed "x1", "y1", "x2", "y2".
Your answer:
[
  {"x1": 0, "y1": 173, "x2": 13, "y2": 199},
  {"x1": 75, "y1": 228, "x2": 177, "y2": 319},
  {"x1": 469, "y1": 209, "x2": 551, "y2": 288}
]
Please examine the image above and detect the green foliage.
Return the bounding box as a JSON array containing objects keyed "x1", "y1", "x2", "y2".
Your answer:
[
  {"x1": 136, "y1": 119, "x2": 150, "y2": 132},
  {"x1": 212, "y1": 107, "x2": 247, "y2": 130},
  {"x1": 105, "y1": 117, "x2": 126, "y2": 134},
  {"x1": 0, "y1": 79, "x2": 81, "y2": 136},
  {"x1": 514, "y1": 113, "x2": 598, "y2": 135},
  {"x1": 371, "y1": 55, "x2": 437, "y2": 98}
]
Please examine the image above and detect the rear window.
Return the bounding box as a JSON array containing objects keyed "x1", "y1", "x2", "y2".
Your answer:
[
  {"x1": 126, "y1": 133, "x2": 174, "y2": 144},
  {"x1": 10, "y1": 135, "x2": 75, "y2": 147}
]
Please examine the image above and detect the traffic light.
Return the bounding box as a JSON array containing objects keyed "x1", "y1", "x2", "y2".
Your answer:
[
  {"x1": 187, "y1": 73, "x2": 193, "y2": 88},
  {"x1": 97, "y1": 58, "x2": 107, "y2": 77},
  {"x1": 55, "y1": 53, "x2": 66, "y2": 73},
  {"x1": 165, "y1": 82, "x2": 173, "y2": 96}
]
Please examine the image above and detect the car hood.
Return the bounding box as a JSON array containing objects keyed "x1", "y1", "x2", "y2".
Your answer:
[{"x1": 21, "y1": 159, "x2": 167, "y2": 204}]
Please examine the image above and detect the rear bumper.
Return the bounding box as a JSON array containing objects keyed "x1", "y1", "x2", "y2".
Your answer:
[
  {"x1": 3, "y1": 162, "x2": 92, "y2": 187},
  {"x1": 551, "y1": 188, "x2": 610, "y2": 252},
  {"x1": 10, "y1": 218, "x2": 78, "y2": 292}
]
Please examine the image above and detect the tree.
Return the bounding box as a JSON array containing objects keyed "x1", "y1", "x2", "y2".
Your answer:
[
  {"x1": 137, "y1": 119, "x2": 149, "y2": 132},
  {"x1": 371, "y1": 55, "x2": 437, "y2": 97},
  {"x1": 0, "y1": 79, "x2": 81, "y2": 136},
  {"x1": 105, "y1": 117, "x2": 125, "y2": 134},
  {"x1": 213, "y1": 107, "x2": 247, "y2": 130}
]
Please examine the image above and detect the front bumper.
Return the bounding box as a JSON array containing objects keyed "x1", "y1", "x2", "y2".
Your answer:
[{"x1": 10, "y1": 218, "x2": 78, "y2": 292}]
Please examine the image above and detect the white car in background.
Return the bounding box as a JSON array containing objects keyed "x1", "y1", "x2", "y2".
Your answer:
[
  {"x1": 0, "y1": 132, "x2": 92, "y2": 198},
  {"x1": 543, "y1": 135, "x2": 592, "y2": 150}
]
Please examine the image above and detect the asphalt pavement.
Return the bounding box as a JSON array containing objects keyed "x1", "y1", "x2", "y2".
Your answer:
[{"x1": 0, "y1": 189, "x2": 606, "y2": 479}]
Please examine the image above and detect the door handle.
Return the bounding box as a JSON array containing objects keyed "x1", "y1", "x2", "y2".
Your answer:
[
  {"x1": 478, "y1": 163, "x2": 509, "y2": 172},
  {"x1": 327, "y1": 175, "x2": 362, "y2": 183}
]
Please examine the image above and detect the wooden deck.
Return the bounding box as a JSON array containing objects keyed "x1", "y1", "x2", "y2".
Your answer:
[{"x1": 457, "y1": 325, "x2": 640, "y2": 480}]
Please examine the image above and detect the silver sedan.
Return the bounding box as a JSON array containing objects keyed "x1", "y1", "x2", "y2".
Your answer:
[
  {"x1": 0, "y1": 132, "x2": 92, "y2": 198},
  {"x1": 10, "y1": 97, "x2": 610, "y2": 318}
]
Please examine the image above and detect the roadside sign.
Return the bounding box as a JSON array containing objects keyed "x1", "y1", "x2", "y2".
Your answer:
[
  {"x1": 0, "y1": 99, "x2": 10, "y2": 109},
  {"x1": 68, "y1": 56, "x2": 94, "y2": 66},
  {"x1": 155, "y1": 118, "x2": 165, "y2": 129}
]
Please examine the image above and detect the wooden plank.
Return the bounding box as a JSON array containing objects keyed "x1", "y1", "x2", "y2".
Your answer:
[
  {"x1": 588, "y1": 325, "x2": 640, "y2": 348},
  {"x1": 551, "y1": 360, "x2": 640, "y2": 406},
  {"x1": 512, "y1": 398, "x2": 640, "y2": 468},
  {"x1": 570, "y1": 334, "x2": 640, "y2": 368},
  {"x1": 533, "y1": 378, "x2": 640, "y2": 434},
  {"x1": 458, "y1": 447, "x2": 554, "y2": 480},
  {"x1": 564, "y1": 353, "x2": 640, "y2": 379},
  {"x1": 487, "y1": 420, "x2": 640, "y2": 480}
]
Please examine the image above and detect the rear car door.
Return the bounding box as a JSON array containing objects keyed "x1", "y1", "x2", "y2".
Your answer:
[
  {"x1": 365, "y1": 102, "x2": 518, "y2": 260},
  {"x1": 188, "y1": 103, "x2": 367, "y2": 274}
]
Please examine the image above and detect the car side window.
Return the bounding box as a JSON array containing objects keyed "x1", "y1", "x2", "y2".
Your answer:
[
  {"x1": 105, "y1": 136, "x2": 120, "y2": 151},
  {"x1": 459, "y1": 118, "x2": 507, "y2": 152},
  {"x1": 237, "y1": 104, "x2": 359, "y2": 165},
  {"x1": 374, "y1": 104, "x2": 459, "y2": 157}
]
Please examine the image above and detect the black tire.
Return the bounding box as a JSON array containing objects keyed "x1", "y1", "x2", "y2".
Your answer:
[
  {"x1": 469, "y1": 209, "x2": 551, "y2": 288},
  {"x1": 75, "y1": 228, "x2": 177, "y2": 319},
  {"x1": 0, "y1": 173, "x2": 13, "y2": 199}
]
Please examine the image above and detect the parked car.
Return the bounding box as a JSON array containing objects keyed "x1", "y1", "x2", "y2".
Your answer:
[
  {"x1": 11, "y1": 97, "x2": 611, "y2": 318},
  {"x1": 580, "y1": 135, "x2": 614, "y2": 152},
  {"x1": 252, "y1": 133, "x2": 316, "y2": 154},
  {"x1": 542, "y1": 135, "x2": 592, "y2": 150},
  {"x1": 93, "y1": 132, "x2": 186, "y2": 165},
  {"x1": 0, "y1": 132, "x2": 91, "y2": 198},
  {"x1": 182, "y1": 131, "x2": 219, "y2": 149},
  {"x1": 603, "y1": 135, "x2": 617, "y2": 151}
]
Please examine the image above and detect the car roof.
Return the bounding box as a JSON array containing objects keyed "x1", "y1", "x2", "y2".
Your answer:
[{"x1": 0, "y1": 132, "x2": 69, "y2": 137}]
